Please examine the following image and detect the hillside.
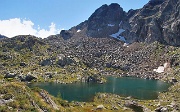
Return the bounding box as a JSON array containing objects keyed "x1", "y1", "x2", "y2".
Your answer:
[{"x1": 0, "y1": 0, "x2": 180, "y2": 111}]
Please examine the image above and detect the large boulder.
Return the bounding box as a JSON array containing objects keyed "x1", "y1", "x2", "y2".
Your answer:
[
  {"x1": 40, "y1": 59, "x2": 52, "y2": 66},
  {"x1": 20, "y1": 62, "x2": 27, "y2": 67},
  {"x1": 4, "y1": 73, "x2": 17, "y2": 78},
  {"x1": 60, "y1": 30, "x2": 73, "y2": 40},
  {"x1": 57, "y1": 57, "x2": 75, "y2": 67},
  {"x1": 18, "y1": 74, "x2": 37, "y2": 82},
  {"x1": 81, "y1": 75, "x2": 102, "y2": 83}
]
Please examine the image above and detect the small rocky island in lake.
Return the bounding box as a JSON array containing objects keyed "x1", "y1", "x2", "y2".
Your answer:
[{"x1": 0, "y1": 0, "x2": 180, "y2": 111}]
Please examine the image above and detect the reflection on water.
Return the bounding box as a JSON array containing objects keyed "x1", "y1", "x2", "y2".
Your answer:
[{"x1": 29, "y1": 77, "x2": 171, "y2": 102}]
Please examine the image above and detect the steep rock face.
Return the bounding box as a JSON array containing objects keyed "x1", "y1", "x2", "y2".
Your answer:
[
  {"x1": 87, "y1": 3, "x2": 127, "y2": 38},
  {"x1": 161, "y1": 0, "x2": 180, "y2": 46},
  {"x1": 128, "y1": 0, "x2": 180, "y2": 46}
]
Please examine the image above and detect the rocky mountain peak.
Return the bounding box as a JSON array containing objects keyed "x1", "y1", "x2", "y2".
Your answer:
[
  {"x1": 88, "y1": 3, "x2": 123, "y2": 20},
  {"x1": 87, "y1": 3, "x2": 126, "y2": 38},
  {"x1": 148, "y1": 0, "x2": 165, "y2": 5},
  {"x1": 59, "y1": 0, "x2": 179, "y2": 46}
]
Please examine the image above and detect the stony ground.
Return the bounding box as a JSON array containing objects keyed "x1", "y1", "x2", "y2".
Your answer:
[{"x1": 0, "y1": 36, "x2": 180, "y2": 112}]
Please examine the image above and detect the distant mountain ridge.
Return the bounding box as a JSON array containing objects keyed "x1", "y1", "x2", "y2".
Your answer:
[
  {"x1": 0, "y1": 34, "x2": 7, "y2": 39},
  {"x1": 60, "y1": 0, "x2": 180, "y2": 46}
]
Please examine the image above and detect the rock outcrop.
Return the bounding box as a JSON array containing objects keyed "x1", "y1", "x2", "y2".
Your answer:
[
  {"x1": 57, "y1": 56, "x2": 75, "y2": 67},
  {"x1": 39, "y1": 90, "x2": 59, "y2": 110},
  {"x1": 60, "y1": 30, "x2": 73, "y2": 40},
  {"x1": 40, "y1": 59, "x2": 53, "y2": 66},
  {"x1": 18, "y1": 74, "x2": 37, "y2": 82}
]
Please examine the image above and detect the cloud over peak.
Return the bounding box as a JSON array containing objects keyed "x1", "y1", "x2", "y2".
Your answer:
[{"x1": 0, "y1": 18, "x2": 61, "y2": 38}]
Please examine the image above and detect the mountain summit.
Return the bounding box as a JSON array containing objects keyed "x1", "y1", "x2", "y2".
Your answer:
[
  {"x1": 60, "y1": 0, "x2": 180, "y2": 46},
  {"x1": 87, "y1": 3, "x2": 126, "y2": 38}
]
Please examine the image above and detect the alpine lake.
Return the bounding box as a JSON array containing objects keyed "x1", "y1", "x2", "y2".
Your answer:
[{"x1": 29, "y1": 77, "x2": 171, "y2": 102}]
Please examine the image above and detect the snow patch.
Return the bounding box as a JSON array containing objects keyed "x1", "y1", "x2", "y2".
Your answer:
[
  {"x1": 108, "y1": 24, "x2": 115, "y2": 27},
  {"x1": 153, "y1": 66, "x2": 164, "y2": 73},
  {"x1": 153, "y1": 62, "x2": 169, "y2": 73},
  {"x1": 110, "y1": 29, "x2": 125, "y2": 38},
  {"x1": 119, "y1": 36, "x2": 126, "y2": 42},
  {"x1": 77, "y1": 29, "x2": 81, "y2": 32},
  {"x1": 119, "y1": 21, "x2": 122, "y2": 26},
  {"x1": 109, "y1": 21, "x2": 127, "y2": 42},
  {"x1": 123, "y1": 43, "x2": 129, "y2": 47},
  {"x1": 109, "y1": 29, "x2": 126, "y2": 42}
]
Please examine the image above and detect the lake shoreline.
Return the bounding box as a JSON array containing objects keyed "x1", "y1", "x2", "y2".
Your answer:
[{"x1": 28, "y1": 76, "x2": 171, "y2": 102}]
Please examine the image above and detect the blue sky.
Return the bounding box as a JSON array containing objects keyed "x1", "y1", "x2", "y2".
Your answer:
[{"x1": 0, "y1": 0, "x2": 149, "y2": 38}]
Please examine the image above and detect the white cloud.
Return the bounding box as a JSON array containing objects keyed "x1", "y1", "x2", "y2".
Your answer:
[{"x1": 0, "y1": 18, "x2": 61, "y2": 38}]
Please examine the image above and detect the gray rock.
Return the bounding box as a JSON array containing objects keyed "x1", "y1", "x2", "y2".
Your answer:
[
  {"x1": 20, "y1": 62, "x2": 26, "y2": 67},
  {"x1": 171, "y1": 78, "x2": 178, "y2": 83},
  {"x1": 161, "y1": 107, "x2": 168, "y2": 112},
  {"x1": 96, "y1": 104, "x2": 104, "y2": 110},
  {"x1": 18, "y1": 74, "x2": 37, "y2": 82},
  {"x1": 60, "y1": 30, "x2": 73, "y2": 40},
  {"x1": 40, "y1": 59, "x2": 52, "y2": 66},
  {"x1": 57, "y1": 57, "x2": 75, "y2": 67},
  {"x1": 4, "y1": 73, "x2": 17, "y2": 78}
]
